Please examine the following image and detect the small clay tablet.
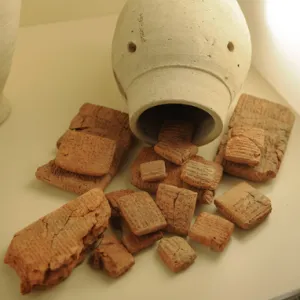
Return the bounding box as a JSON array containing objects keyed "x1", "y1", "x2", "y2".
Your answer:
[
  {"x1": 189, "y1": 212, "x2": 234, "y2": 252},
  {"x1": 140, "y1": 160, "x2": 167, "y2": 182},
  {"x1": 181, "y1": 159, "x2": 223, "y2": 190},
  {"x1": 158, "y1": 120, "x2": 195, "y2": 142},
  {"x1": 36, "y1": 160, "x2": 112, "y2": 195},
  {"x1": 154, "y1": 140, "x2": 198, "y2": 165},
  {"x1": 224, "y1": 136, "x2": 261, "y2": 166},
  {"x1": 215, "y1": 181, "x2": 272, "y2": 229},
  {"x1": 117, "y1": 191, "x2": 167, "y2": 236},
  {"x1": 121, "y1": 222, "x2": 163, "y2": 254},
  {"x1": 131, "y1": 147, "x2": 183, "y2": 194},
  {"x1": 105, "y1": 189, "x2": 135, "y2": 217},
  {"x1": 90, "y1": 235, "x2": 134, "y2": 278},
  {"x1": 156, "y1": 184, "x2": 197, "y2": 235},
  {"x1": 157, "y1": 237, "x2": 196, "y2": 273},
  {"x1": 55, "y1": 130, "x2": 116, "y2": 176}
]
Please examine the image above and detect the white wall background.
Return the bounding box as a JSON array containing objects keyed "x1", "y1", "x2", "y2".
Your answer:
[{"x1": 20, "y1": 0, "x2": 300, "y2": 113}]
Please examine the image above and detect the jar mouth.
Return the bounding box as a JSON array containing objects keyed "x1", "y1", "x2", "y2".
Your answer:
[{"x1": 132, "y1": 101, "x2": 222, "y2": 146}]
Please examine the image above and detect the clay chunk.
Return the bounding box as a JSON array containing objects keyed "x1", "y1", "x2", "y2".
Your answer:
[
  {"x1": 131, "y1": 147, "x2": 183, "y2": 194},
  {"x1": 158, "y1": 120, "x2": 195, "y2": 142},
  {"x1": 215, "y1": 181, "x2": 272, "y2": 229},
  {"x1": 4, "y1": 189, "x2": 111, "y2": 294},
  {"x1": 189, "y1": 212, "x2": 234, "y2": 252},
  {"x1": 140, "y1": 160, "x2": 167, "y2": 182},
  {"x1": 36, "y1": 160, "x2": 112, "y2": 195},
  {"x1": 156, "y1": 184, "x2": 197, "y2": 235},
  {"x1": 157, "y1": 237, "x2": 196, "y2": 273},
  {"x1": 55, "y1": 130, "x2": 116, "y2": 176},
  {"x1": 117, "y1": 191, "x2": 167, "y2": 236},
  {"x1": 121, "y1": 222, "x2": 163, "y2": 254},
  {"x1": 154, "y1": 140, "x2": 198, "y2": 165},
  {"x1": 215, "y1": 94, "x2": 295, "y2": 182},
  {"x1": 181, "y1": 157, "x2": 223, "y2": 190},
  {"x1": 90, "y1": 235, "x2": 134, "y2": 278}
]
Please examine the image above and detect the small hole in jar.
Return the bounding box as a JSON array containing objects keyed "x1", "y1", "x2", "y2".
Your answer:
[
  {"x1": 227, "y1": 41, "x2": 234, "y2": 52},
  {"x1": 128, "y1": 42, "x2": 137, "y2": 53}
]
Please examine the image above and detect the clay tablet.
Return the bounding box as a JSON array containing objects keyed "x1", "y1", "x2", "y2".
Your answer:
[
  {"x1": 154, "y1": 140, "x2": 198, "y2": 165},
  {"x1": 140, "y1": 160, "x2": 167, "y2": 182},
  {"x1": 157, "y1": 237, "x2": 196, "y2": 273},
  {"x1": 215, "y1": 181, "x2": 272, "y2": 229},
  {"x1": 4, "y1": 189, "x2": 111, "y2": 294},
  {"x1": 55, "y1": 130, "x2": 116, "y2": 176},
  {"x1": 156, "y1": 184, "x2": 197, "y2": 235},
  {"x1": 90, "y1": 235, "x2": 134, "y2": 278},
  {"x1": 189, "y1": 212, "x2": 234, "y2": 252},
  {"x1": 216, "y1": 94, "x2": 295, "y2": 182},
  {"x1": 117, "y1": 191, "x2": 167, "y2": 236},
  {"x1": 121, "y1": 222, "x2": 163, "y2": 254},
  {"x1": 36, "y1": 160, "x2": 112, "y2": 195}
]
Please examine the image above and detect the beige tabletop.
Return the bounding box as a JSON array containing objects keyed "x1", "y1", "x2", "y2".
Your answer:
[{"x1": 1, "y1": 15, "x2": 300, "y2": 300}]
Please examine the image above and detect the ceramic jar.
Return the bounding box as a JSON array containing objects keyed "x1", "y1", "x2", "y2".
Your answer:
[
  {"x1": 0, "y1": 0, "x2": 21, "y2": 124},
  {"x1": 112, "y1": 0, "x2": 252, "y2": 146}
]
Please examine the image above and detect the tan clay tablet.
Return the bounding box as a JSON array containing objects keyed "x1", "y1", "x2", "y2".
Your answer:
[
  {"x1": 90, "y1": 235, "x2": 135, "y2": 278},
  {"x1": 105, "y1": 189, "x2": 135, "y2": 217},
  {"x1": 69, "y1": 103, "x2": 133, "y2": 151},
  {"x1": 4, "y1": 189, "x2": 111, "y2": 294},
  {"x1": 55, "y1": 130, "x2": 116, "y2": 176},
  {"x1": 156, "y1": 184, "x2": 197, "y2": 235},
  {"x1": 131, "y1": 147, "x2": 183, "y2": 193},
  {"x1": 157, "y1": 237, "x2": 196, "y2": 273},
  {"x1": 117, "y1": 191, "x2": 167, "y2": 236},
  {"x1": 181, "y1": 159, "x2": 223, "y2": 190},
  {"x1": 224, "y1": 136, "x2": 261, "y2": 166},
  {"x1": 215, "y1": 94, "x2": 295, "y2": 182},
  {"x1": 121, "y1": 222, "x2": 163, "y2": 254},
  {"x1": 154, "y1": 140, "x2": 198, "y2": 165},
  {"x1": 215, "y1": 181, "x2": 272, "y2": 229},
  {"x1": 36, "y1": 160, "x2": 112, "y2": 194},
  {"x1": 158, "y1": 120, "x2": 195, "y2": 142},
  {"x1": 140, "y1": 160, "x2": 167, "y2": 182},
  {"x1": 189, "y1": 212, "x2": 234, "y2": 252}
]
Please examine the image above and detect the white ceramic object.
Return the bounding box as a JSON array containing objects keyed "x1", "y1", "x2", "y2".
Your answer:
[
  {"x1": 0, "y1": 0, "x2": 21, "y2": 124},
  {"x1": 112, "y1": 0, "x2": 252, "y2": 146}
]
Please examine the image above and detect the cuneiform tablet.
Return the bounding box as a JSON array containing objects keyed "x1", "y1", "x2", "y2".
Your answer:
[
  {"x1": 225, "y1": 136, "x2": 261, "y2": 166},
  {"x1": 121, "y1": 222, "x2": 163, "y2": 254},
  {"x1": 157, "y1": 237, "x2": 196, "y2": 272},
  {"x1": 158, "y1": 120, "x2": 195, "y2": 142},
  {"x1": 36, "y1": 160, "x2": 112, "y2": 195},
  {"x1": 130, "y1": 147, "x2": 183, "y2": 194},
  {"x1": 156, "y1": 184, "x2": 197, "y2": 235},
  {"x1": 140, "y1": 160, "x2": 167, "y2": 182},
  {"x1": 55, "y1": 130, "x2": 116, "y2": 176},
  {"x1": 105, "y1": 189, "x2": 135, "y2": 217},
  {"x1": 214, "y1": 181, "x2": 272, "y2": 229},
  {"x1": 181, "y1": 158, "x2": 223, "y2": 190},
  {"x1": 154, "y1": 140, "x2": 198, "y2": 165},
  {"x1": 117, "y1": 191, "x2": 167, "y2": 236},
  {"x1": 90, "y1": 235, "x2": 134, "y2": 277},
  {"x1": 189, "y1": 212, "x2": 234, "y2": 252},
  {"x1": 4, "y1": 189, "x2": 111, "y2": 294},
  {"x1": 215, "y1": 94, "x2": 295, "y2": 182}
]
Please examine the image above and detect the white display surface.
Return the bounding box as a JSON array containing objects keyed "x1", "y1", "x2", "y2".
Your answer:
[{"x1": 1, "y1": 15, "x2": 300, "y2": 300}]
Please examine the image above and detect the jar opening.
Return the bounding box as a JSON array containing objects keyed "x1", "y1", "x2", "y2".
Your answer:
[{"x1": 136, "y1": 103, "x2": 216, "y2": 145}]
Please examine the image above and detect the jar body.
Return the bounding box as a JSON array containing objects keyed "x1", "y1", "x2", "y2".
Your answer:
[{"x1": 112, "y1": 0, "x2": 252, "y2": 145}]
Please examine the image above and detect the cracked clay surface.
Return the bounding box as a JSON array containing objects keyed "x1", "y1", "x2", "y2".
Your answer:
[{"x1": 4, "y1": 189, "x2": 111, "y2": 294}]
